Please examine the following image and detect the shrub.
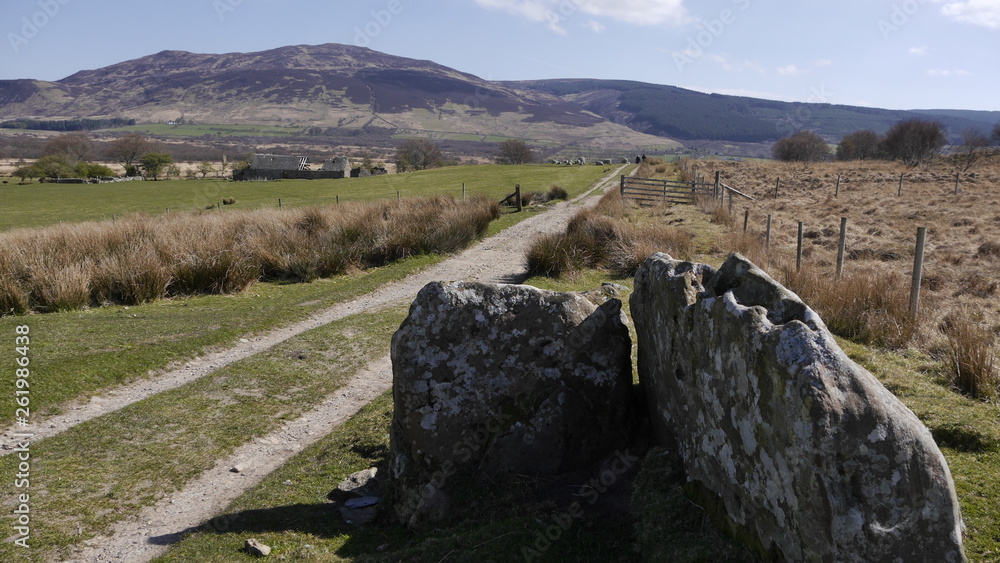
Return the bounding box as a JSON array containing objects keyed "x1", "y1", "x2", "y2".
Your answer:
[{"x1": 548, "y1": 185, "x2": 569, "y2": 201}]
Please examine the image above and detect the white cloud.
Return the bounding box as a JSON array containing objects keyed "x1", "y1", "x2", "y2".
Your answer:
[
  {"x1": 776, "y1": 64, "x2": 800, "y2": 76},
  {"x1": 473, "y1": 0, "x2": 689, "y2": 34},
  {"x1": 813, "y1": 59, "x2": 833, "y2": 67},
  {"x1": 928, "y1": 69, "x2": 973, "y2": 76},
  {"x1": 909, "y1": 46, "x2": 929, "y2": 55},
  {"x1": 939, "y1": 0, "x2": 1000, "y2": 29},
  {"x1": 585, "y1": 20, "x2": 606, "y2": 33},
  {"x1": 704, "y1": 54, "x2": 766, "y2": 74}
]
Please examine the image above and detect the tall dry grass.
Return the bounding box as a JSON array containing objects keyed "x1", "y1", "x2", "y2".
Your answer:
[
  {"x1": 526, "y1": 190, "x2": 692, "y2": 278},
  {"x1": 941, "y1": 311, "x2": 997, "y2": 400},
  {"x1": 0, "y1": 195, "x2": 500, "y2": 315}
]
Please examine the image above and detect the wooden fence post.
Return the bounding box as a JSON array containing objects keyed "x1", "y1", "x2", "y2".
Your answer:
[
  {"x1": 796, "y1": 221, "x2": 804, "y2": 272},
  {"x1": 765, "y1": 214, "x2": 772, "y2": 251},
  {"x1": 515, "y1": 184, "x2": 522, "y2": 212},
  {"x1": 836, "y1": 217, "x2": 848, "y2": 278},
  {"x1": 278, "y1": 198, "x2": 282, "y2": 209},
  {"x1": 835, "y1": 175, "x2": 841, "y2": 198},
  {"x1": 714, "y1": 171, "x2": 721, "y2": 199},
  {"x1": 910, "y1": 226, "x2": 927, "y2": 316},
  {"x1": 897, "y1": 173, "x2": 904, "y2": 197},
  {"x1": 775, "y1": 178, "x2": 780, "y2": 198},
  {"x1": 397, "y1": 191, "x2": 401, "y2": 201},
  {"x1": 743, "y1": 208, "x2": 749, "y2": 233},
  {"x1": 954, "y1": 173, "x2": 960, "y2": 195},
  {"x1": 620, "y1": 175, "x2": 626, "y2": 197}
]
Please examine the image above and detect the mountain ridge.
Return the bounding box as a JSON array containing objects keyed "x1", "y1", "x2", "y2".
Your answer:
[{"x1": 1, "y1": 43, "x2": 996, "y2": 148}]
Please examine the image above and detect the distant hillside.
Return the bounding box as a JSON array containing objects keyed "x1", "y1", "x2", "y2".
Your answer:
[
  {"x1": 0, "y1": 43, "x2": 996, "y2": 151},
  {"x1": 508, "y1": 79, "x2": 1000, "y2": 143},
  {"x1": 0, "y1": 44, "x2": 676, "y2": 151}
]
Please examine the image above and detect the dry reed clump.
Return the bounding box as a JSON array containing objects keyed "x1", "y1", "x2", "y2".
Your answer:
[
  {"x1": 779, "y1": 264, "x2": 918, "y2": 349},
  {"x1": 940, "y1": 310, "x2": 997, "y2": 400},
  {"x1": 0, "y1": 196, "x2": 501, "y2": 316},
  {"x1": 526, "y1": 191, "x2": 692, "y2": 278}
]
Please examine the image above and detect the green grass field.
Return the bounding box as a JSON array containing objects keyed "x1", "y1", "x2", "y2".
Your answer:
[{"x1": 1, "y1": 164, "x2": 617, "y2": 229}]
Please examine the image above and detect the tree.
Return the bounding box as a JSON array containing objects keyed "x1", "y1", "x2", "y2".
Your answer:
[
  {"x1": 836, "y1": 130, "x2": 880, "y2": 161},
  {"x1": 139, "y1": 152, "x2": 173, "y2": 180},
  {"x1": 198, "y1": 162, "x2": 216, "y2": 178},
  {"x1": 76, "y1": 162, "x2": 116, "y2": 178},
  {"x1": 32, "y1": 155, "x2": 75, "y2": 179},
  {"x1": 879, "y1": 119, "x2": 945, "y2": 166},
  {"x1": 992, "y1": 123, "x2": 1000, "y2": 145},
  {"x1": 496, "y1": 139, "x2": 534, "y2": 165},
  {"x1": 772, "y1": 130, "x2": 830, "y2": 163},
  {"x1": 106, "y1": 133, "x2": 152, "y2": 176},
  {"x1": 43, "y1": 132, "x2": 93, "y2": 167},
  {"x1": 395, "y1": 139, "x2": 443, "y2": 172},
  {"x1": 13, "y1": 163, "x2": 36, "y2": 183},
  {"x1": 952, "y1": 129, "x2": 992, "y2": 173}
]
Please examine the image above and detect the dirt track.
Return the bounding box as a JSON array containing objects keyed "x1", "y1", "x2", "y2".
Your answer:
[{"x1": 61, "y1": 165, "x2": 627, "y2": 562}]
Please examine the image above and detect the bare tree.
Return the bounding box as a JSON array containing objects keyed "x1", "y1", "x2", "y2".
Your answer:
[
  {"x1": 106, "y1": 133, "x2": 153, "y2": 176},
  {"x1": 879, "y1": 119, "x2": 946, "y2": 166},
  {"x1": 496, "y1": 139, "x2": 534, "y2": 165},
  {"x1": 836, "y1": 130, "x2": 880, "y2": 161},
  {"x1": 772, "y1": 130, "x2": 830, "y2": 163},
  {"x1": 953, "y1": 129, "x2": 992, "y2": 172},
  {"x1": 44, "y1": 132, "x2": 93, "y2": 167},
  {"x1": 395, "y1": 139, "x2": 443, "y2": 172}
]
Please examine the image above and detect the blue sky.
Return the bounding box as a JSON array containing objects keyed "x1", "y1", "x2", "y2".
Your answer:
[{"x1": 2, "y1": 0, "x2": 998, "y2": 111}]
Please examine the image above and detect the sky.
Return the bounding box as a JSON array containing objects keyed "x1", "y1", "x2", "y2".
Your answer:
[{"x1": 2, "y1": 0, "x2": 999, "y2": 112}]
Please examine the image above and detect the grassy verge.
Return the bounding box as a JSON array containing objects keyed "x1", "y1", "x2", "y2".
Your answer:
[
  {"x1": 1, "y1": 164, "x2": 613, "y2": 229},
  {"x1": 0, "y1": 254, "x2": 436, "y2": 423},
  {"x1": 0, "y1": 306, "x2": 408, "y2": 562}
]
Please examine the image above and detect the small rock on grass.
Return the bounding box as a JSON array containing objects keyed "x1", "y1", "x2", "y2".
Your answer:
[{"x1": 244, "y1": 538, "x2": 271, "y2": 557}]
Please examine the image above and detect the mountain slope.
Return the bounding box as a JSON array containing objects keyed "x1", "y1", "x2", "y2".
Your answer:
[
  {"x1": 0, "y1": 44, "x2": 677, "y2": 150},
  {"x1": 508, "y1": 79, "x2": 1000, "y2": 143}
]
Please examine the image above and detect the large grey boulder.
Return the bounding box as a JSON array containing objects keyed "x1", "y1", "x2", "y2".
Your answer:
[
  {"x1": 631, "y1": 253, "x2": 965, "y2": 562},
  {"x1": 390, "y1": 281, "x2": 632, "y2": 526}
]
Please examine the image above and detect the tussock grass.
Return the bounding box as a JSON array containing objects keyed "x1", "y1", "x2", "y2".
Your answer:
[
  {"x1": 0, "y1": 195, "x2": 500, "y2": 315},
  {"x1": 779, "y1": 264, "x2": 919, "y2": 349},
  {"x1": 527, "y1": 191, "x2": 692, "y2": 278},
  {"x1": 941, "y1": 311, "x2": 998, "y2": 400}
]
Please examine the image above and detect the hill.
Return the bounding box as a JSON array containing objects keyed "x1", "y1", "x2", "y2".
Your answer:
[
  {"x1": 507, "y1": 79, "x2": 1000, "y2": 143},
  {"x1": 1, "y1": 43, "x2": 997, "y2": 150},
  {"x1": 0, "y1": 44, "x2": 675, "y2": 151}
]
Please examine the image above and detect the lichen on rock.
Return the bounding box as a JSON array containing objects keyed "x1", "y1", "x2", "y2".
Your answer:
[
  {"x1": 631, "y1": 252, "x2": 966, "y2": 562},
  {"x1": 389, "y1": 281, "x2": 633, "y2": 526}
]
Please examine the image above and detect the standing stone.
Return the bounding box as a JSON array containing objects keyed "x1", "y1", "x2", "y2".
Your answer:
[
  {"x1": 323, "y1": 156, "x2": 352, "y2": 173},
  {"x1": 631, "y1": 253, "x2": 966, "y2": 563},
  {"x1": 390, "y1": 281, "x2": 633, "y2": 526}
]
